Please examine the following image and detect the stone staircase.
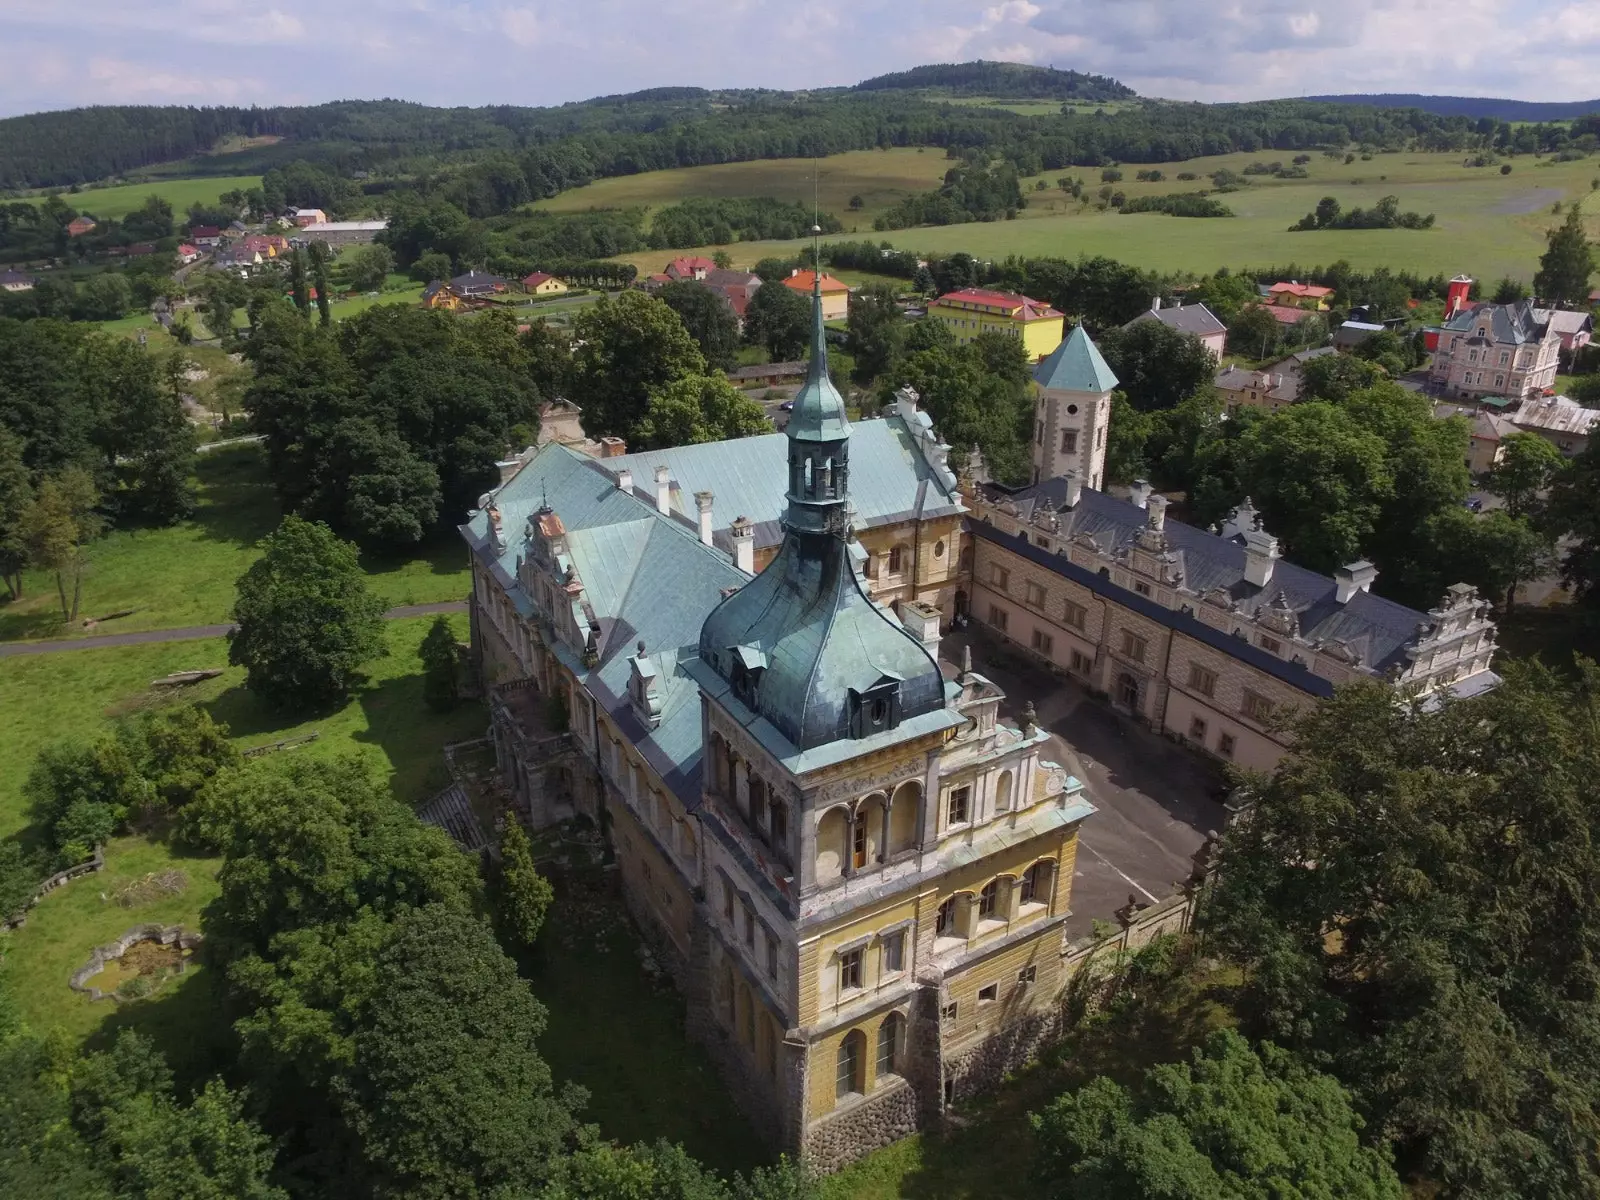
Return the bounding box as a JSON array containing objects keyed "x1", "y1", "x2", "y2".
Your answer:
[{"x1": 418, "y1": 782, "x2": 492, "y2": 853}]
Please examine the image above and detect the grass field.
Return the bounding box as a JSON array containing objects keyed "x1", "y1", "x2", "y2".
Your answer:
[
  {"x1": 0, "y1": 444, "x2": 470, "y2": 642},
  {"x1": 33, "y1": 175, "x2": 262, "y2": 221},
  {"x1": 597, "y1": 148, "x2": 1600, "y2": 284}
]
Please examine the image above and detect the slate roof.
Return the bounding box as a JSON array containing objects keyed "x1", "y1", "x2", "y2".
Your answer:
[
  {"x1": 1033, "y1": 325, "x2": 1118, "y2": 393},
  {"x1": 1126, "y1": 302, "x2": 1226, "y2": 339},
  {"x1": 1534, "y1": 308, "x2": 1594, "y2": 337},
  {"x1": 451, "y1": 269, "x2": 504, "y2": 293},
  {"x1": 602, "y1": 417, "x2": 965, "y2": 550},
  {"x1": 981, "y1": 480, "x2": 1440, "y2": 680},
  {"x1": 0, "y1": 270, "x2": 36, "y2": 286},
  {"x1": 1442, "y1": 298, "x2": 1549, "y2": 345}
]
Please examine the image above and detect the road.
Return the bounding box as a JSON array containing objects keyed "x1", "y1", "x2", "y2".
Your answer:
[{"x1": 0, "y1": 601, "x2": 466, "y2": 658}]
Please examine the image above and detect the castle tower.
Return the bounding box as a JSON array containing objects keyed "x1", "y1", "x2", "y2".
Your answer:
[{"x1": 1030, "y1": 325, "x2": 1118, "y2": 490}]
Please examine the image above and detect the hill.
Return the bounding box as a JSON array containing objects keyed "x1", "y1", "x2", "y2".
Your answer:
[
  {"x1": 853, "y1": 60, "x2": 1135, "y2": 101},
  {"x1": 1304, "y1": 93, "x2": 1600, "y2": 121}
]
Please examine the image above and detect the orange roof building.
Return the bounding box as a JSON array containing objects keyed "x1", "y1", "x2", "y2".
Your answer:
[
  {"x1": 928, "y1": 287, "x2": 1065, "y2": 359},
  {"x1": 781, "y1": 269, "x2": 850, "y2": 320}
]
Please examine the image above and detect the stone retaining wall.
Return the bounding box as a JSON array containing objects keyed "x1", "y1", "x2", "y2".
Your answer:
[
  {"x1": 69, "y1": 924, "x2": 203, "y2": 1002},
  {"x1": 2, "y1": 846, "x2": 104, "y2": 930}
]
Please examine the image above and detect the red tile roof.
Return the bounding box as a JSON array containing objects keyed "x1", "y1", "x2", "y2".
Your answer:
[
  {"x1": 935, "y1": 288, "x2": 1062, "y2": 320},
  {"x1": 1259, "y1": 304, "x2": 1316, "y2": 326},
  {"x1": 664, "y1": 256, "x2": 716, "y2": 279},
  {"x1": 783, "y1": 269, "x2": 850, "y2": 294},
  {"x1": 523, "y1": 271, "x2": 557, "y2": 287},
  {"x1": 1268, "y1": 282, "x2": 1334, "y2": 299}
]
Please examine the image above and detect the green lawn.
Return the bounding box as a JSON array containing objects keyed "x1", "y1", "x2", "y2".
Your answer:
[
  {"x1": 601, "y1": 150, "x2": 1600, "y2": 284},
  {"x1": 0, "y1": 613, "x2": 486, "y2": 1052},
  {"x1": 0, "y1": 443, "x2": 469, "y2": 642},
  {"x1": 30, "y1": 175, "x2": 262, "y2": 221}
]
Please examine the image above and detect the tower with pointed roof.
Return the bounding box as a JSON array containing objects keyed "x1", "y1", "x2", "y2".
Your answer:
[{"x1": 1030, "y1": 324, "x2": 1118, "y2": 489}]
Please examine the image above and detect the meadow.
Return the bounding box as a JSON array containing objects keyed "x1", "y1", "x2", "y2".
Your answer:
[
  {"x1": 598, "y1": 148, "x2": 1600, "y2": 284},
  {"x1": 32, "y1": 174, "x2": 262, "y2": 221}
]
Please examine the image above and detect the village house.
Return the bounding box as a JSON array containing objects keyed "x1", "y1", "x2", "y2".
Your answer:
[
  {"x1": 1508, "y1": 393, "x2": 1600, "y2": 457},
  {"x1": 421, "y1": 280, "x2": 465, "y2": 311},
  {"x1": 1533, "y1": 307, "x2": 1594, "y2": 352},
  {"x1": 288, "y1": 207, "x2": 328, "y2": 227},
  {"x1": 522, "y1": 271, "x2": 569, "y2": 297},
  {"x1": 665, "y1": 255, "x2": 717, "y2": 282},
  {"x1": 704, "y1": 267, "x2": 764, "y2": 325},
  {"x1": 784, "y1": 269, "x2": 850, "y2": 321},
  {"x1": 298, "y1": 219, "x2": 388, "y2": 247},
  {"x1": 1429, "y1": 299, "x2": 1562, "y2": 402},
  {"x1": 730, "y1": 361, "x2": 808, "y2": 389},
  {"x1": 1123, "y1": 299, "x2": 1227, "y2": 360},
  {"x1": 1213, "y1": 347, "x2": 1334, "y2": 414},
  {"x1": 1262, "y1": 281, "x2": 1333, "y2": 310},
  {"x1": 0, "y1": 269, "x2": 36, "y2": 292},
  {"x1": 463, "y1": 275, "x2": 1093, "y2": 1171},
  {"x1": 451, "y1": 268, "x2": 507, "y2": 298},
  {"x1": 66, "y1": 216, "x2": 97, "y2": 237},
  {"x1": 188, "y1": 225, "x2": 223, "y2": 246},
  {"x1": 176, "y1": 243, "x2": 200, "y2": 265},
  {"x1": 1436, "y1": 404, "x2": 1519, "y2": 474},
  {"x1": 928, "y1": 288, "x2": 1064, "y2": 361},
  {"x1": 1333, "y1": 320, "x2": 1384, "y2": 351}
]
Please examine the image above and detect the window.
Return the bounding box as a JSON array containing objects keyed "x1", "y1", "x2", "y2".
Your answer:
[
  {"x1": 1020, "y1": 860, "x2": 1051, "y2": 905},
  {"x1": 1018, "y1": 965, "x2": 1037, "y2": 985},
  {"x1": 1499, "y1": 350, "x2": 1510, "y2": 365},
  {"x1": 934, "y1": 539, "x2": 946, "y2": 557},
  {"x1": 1060, "y1": 429, "x2": 1078, "y2": 454},
  {"x1": 1189, "y1": 715, "x2": 1208, "y2": 741},
  {"x1": 987, "y1": 605, "x2": 1009, "y2": 631},
  {"x1": 936, "y1": 897, "x2": 958, "y2": 937},
  {"x1": 876, "y1": 1013, "x2": 903, "y2": 1078},
  {"x1": 888, "y1": 546, "x2": 904, "y2": 574},
  {"x1": 748, "y1": 776, "x2": 766, "y2": 838},
  {"x1": 1063, "y1": 599, "x2": 1087, "y2": 630},
  {"x1": 1188, "y1": 663, "x2": 1216, "y2": 697},
  {"x1": 1134, "y1": 581, "x2": 1151, "y2": 597},
  {"x1": 995, "y1": 770, "x2": 1014, "y2": 812},
  {"x1": 942, "y1": 1001, "x2": 959, "y2": 1021},
  {"x1": 882, "y1": 930, "x2": 905, "y2": 974},
  {"x1": 1121, "y1": 630, "x2": 1147, "y2": 663},
  {"x1": 1242, "y1": 690, "x2": 1272, "y2": 722},
  {"x1": 742, "y1": 903, "x2": 755, "y2": 948},
  {"x1": 722, "y1": 879, "x2": 735, "y2": 924},
  {"x1": 1495, "y1": 375, "x2": 1505, "y2": 388},
  {"x1": 767, "y1": 934, "x2": 779, "y2": 980},
  {"x1": 1025, "y1": 581, "x2": 1046, "y2": 608},
  {"x1": 835, "y1": 1032, "x2": 863, "y2": 1100},
  {"x1": 852, "y1": 818, "x2": 868, "y2": 870},
  {"x1": 1117, "y1": 673, "x2": 1140, "y2": 709},
  {"x1": 977, "y1": 983, "x2": 998, "y2": 1004},
  {"x1": 978, "y1": 879, "x2": 999, "y2": 920},
  {"x1": 1218, "y1": 732, "x2": 1236, "y2": 759},
  {"x1": 1256, "y1": 634, "x2": 1281, "y2": 654},
  {"x1": 839, "y1": 948, "x2": 863, "y2": 992},
  {"x1": 947, "y1": 786, "x2": 970, "y2": 826},
  {"x1": 988, "y1": 565, "x2": 1010, "y2": 589},
  {"x1": 1030, "y1": 628, "x2": 1054, "y2": 655},
  {"x1": 1070, "y1": 649, "x2": 1092, "y2": 674}
]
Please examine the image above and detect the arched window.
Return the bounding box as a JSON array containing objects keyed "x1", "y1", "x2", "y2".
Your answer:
[
  {"x1": 816, "y1": 807, "x2": 848, "y2": 883},
  {"x1": 994, "y1": 770, "x2": 1014, "y2": 813},
  {"x1": 888, "y1": 780, "x2": 921, "y2": 855},
  {"x1": 936, "y1": 896, "x2": 958, "y2": 937},
  {"x1": 1020, "y1": 859, "x2": 1054, "y2": 906},
  {"x1": 876, "y1": 1012, "x2": 904, "y2": 1079},
  {"x1": 835, "y1": 1030, "x2": 865, "y2": 1100},
  {"x1": 978, "y1": 879, "x2": 1000, "y2": 920}
]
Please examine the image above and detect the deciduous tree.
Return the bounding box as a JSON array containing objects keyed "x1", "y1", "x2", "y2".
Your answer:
[
  {"x1": 742, "y1": 280, "x2": 810, "y2": 362},
  {"x1": 497, "y1": 819, "x2": 553, "y2": 949},
  {"x1": 657, "y1": 281, "x2": 741, "y2": 372},
  {"x1": 569, "y1": 291, "x2": 705, "y2": 441},
  {"x1": 21, "y1": 465, "x2": 101, "y2": 622},
  {"x1": 636, "y1": 375, "x2": 772, "y2": 449},
  {"x1": 1533, "y1": 206, "x2": 1595, "y2": 307}
]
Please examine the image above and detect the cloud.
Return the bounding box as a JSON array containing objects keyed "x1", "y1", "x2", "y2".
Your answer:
[{"x1": 0, "y1": 0, "x2": 1593, "y2": 118}]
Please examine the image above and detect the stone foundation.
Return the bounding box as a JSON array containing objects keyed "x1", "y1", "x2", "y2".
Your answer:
[
  {"x1": 944, "y1": 1007, "x2": 1067, "y2": 1106},
  {"x1": 803, "y1": 1076, "x2": 922, "y2": 1175}
]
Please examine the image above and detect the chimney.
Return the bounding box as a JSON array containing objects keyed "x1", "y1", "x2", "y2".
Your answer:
[
  {"x1": 598, "y1": 436, "x2": 627, "y2": 458},
  {"x1": 695, "y1": 490, "x2": 714, "y2": 545},
  {"x1": 730, "y1": 516, "x2": 755, "y2": 573},
  {"x1": 1146, "y1": 494, "x2": 1168, "y2": 531},
  {"x1": 1129, "y1": 478, "x2": 1152, "y2": 509},
  {"x1": 1062, "y1": 469, "x2": 1083, "y2": 509},
  {"x1": 1334, "y1": 559, "x2": 1378, "y2": 604},
  {"x1": 898, "y1": 600, "x2": 943, "y2": 661},
  {"x1": 653, "y1": 465, "x2": 671, "y2": 515},
  {"x1": 615, "y1": 468, "x2": 633, "y2": 493},
  {"x1": 1242, "y1": 527, "x2": 1279, "y2": 588},
  {"x1": 1150, "y1": 296, "x2": 1161, "y2": 312}
]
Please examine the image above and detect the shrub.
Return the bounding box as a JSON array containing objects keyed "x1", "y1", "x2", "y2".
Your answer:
[{"x1": 1100, "y1": 167, "x2": 1123, "y2": 182}]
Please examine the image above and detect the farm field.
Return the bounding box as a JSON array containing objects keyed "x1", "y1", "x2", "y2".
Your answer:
[
  {"x1": 599, "y1": 149, "x2": 1600, "y2": 284},
  {"x1": 532, "y1": 147, "x2": 954, "y2": 230},
  {"x1": 28, "y1": 174, "x2": 262, "y2": 220},
  {"x1": 0, "y1": 443, "x2": 469, "y2": 643}
]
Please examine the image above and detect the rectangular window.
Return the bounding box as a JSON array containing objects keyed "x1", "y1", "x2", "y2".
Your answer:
[
  {"x1": 947, "y1": 786, "x2": 971, "y2": 826},
  {"x1": 742, "y1": 904, "x2": 755, "y2": 948},
  {"x1": 1189, "y1": 715, "x2": 1208, "y2": 741},
  {"x1": 1070, "y1": 649, "x2": 1092, "y2": 673},
  {"x1": 1133, "y1": 581, "x2": 1151, "y2": 597},
  {"x1": 1188, "y1": 663, "x2": 1217, "y2": 697},
  {"x1": 1025, "y1": 581, "x2": 1046, "y2": 608},
  {"x1": 766, "y1": 934, "x2": 779, "y2": 979},
  {"x1": 1060, "y1": 429, "x2": 1078, "y2": 454},
  {"x1": 1030, "y1": 628, "x2": 1054, "y2": 655},
  {"x1": 942, "y1": 1001, "x2": 958, "y2": 1021},
  {"x1": 1218, "y1": 732, "x2": 1236, "y2": 759},
  {"x1": 882, "y1": 931, "x2": 905, "y2": 974},
  {"x1": 1121, "y1": 630, "x2": 1147, "y2": 663},
  {"x1": 989, "y1": 565, "x2": 1010, "y2": 589},
  {"x1": 1256, "y1": 634, "x2": 1281, "y2": 654},
  {"x1": 888, "y1": 546, "x2": 903, "y2": 573},
  {"x1": 839, "y1": 948, "x2": 863, "y2": 992},
  {"x1": 987, "y1": 605, "x2": 1008, "y2": 631},
  {"x1": 1242, "y1": 690, "x2": 1272, "y2": 722},
  {"x1": 1063, "y1": 599, "x2": 1087, "y2": 630},
  {"x1": 1017, "y1": 965, "x2": 1037, "y2": 985},
  {"x1": 977, "y1": 983, "x2": 998, "y2": 1004}
]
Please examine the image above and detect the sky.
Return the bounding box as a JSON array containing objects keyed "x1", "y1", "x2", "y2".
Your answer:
[{"x1": 2, "y1": 0, "x2": 1597, "y2": 118}]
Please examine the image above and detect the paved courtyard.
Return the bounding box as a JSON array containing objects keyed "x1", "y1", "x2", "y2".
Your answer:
[{"x1": 941, "y1": 628, "x2": 1230, "y2": 942}]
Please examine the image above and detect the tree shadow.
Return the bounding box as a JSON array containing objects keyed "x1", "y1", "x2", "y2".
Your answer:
[
  {"x1": 202, "y1": 682, "x2": 343, "y2": 742},
  {"x1": 359, "y1": 529, "x2": 471, "y2": 584},
  {"x1": 190, "y1": 444, "x2": 280, "y2": 549},
  {"x1": 83, "y1": 966, "x2": 238, "y2": 1095},
  {"x1": 0, "y1": 601, "x2": 65, "y2": 642},
  {"x1": 352, "y1": 669, "x2": 480, "y2": 805}
]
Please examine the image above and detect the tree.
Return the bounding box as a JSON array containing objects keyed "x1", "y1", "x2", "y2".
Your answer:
[
  {"x1": 845, "y1": 283, "x2": 904, "y2": 382},
  {"x1": 1097, "y1": 320, "x2": 1216, "y2": 412},
  {"x1": 1208, "y1": 664, "x2": 1600, "y2": 1197},
  {"x1": 289, "y1": 248, "x2": 310, "y2": 317},
  {"x1": 418, "y1": 615, "x2": 460, "y2": 712},
  {"x1": 657, "y1": 281, "x2": 741, "y2": 371},
  {"x1": 98, "y1": 341, "x2": 196, "y2": 524},
  {"x1": 1492, "y1": 276, "x2": 1531, "y2": 304},
  {"x1": 0, "y1": 1036, "x2": 114, "y2": 1200},
  {"x1": 0, "y1": 425, "x2": 31, "y2": 599},
  {"x1": 1299, "y1": 352, "x2": 1384, "y2": 402},
  {"x1": 568, "y1": 291, "x2": 705, "y2": 441},
  {"x1": 1226, "y1": 305, "x2": 1282, "y2": 361},
  {"x1": 1450, "y1": 508, "x2": 1555, "y2": 612},
  {"x1": 636, "y1": 375, "x2": 772, "y2": 449},
  {"x1": 893, "y1": 340, "x2": 1032, "y2": 484},
  {"x1": 134, "y1": 703, "x2": 240, "y2": 814},
  {"x1": 1488, "y1": 431, "x2": 1564, "y2": 518},
  {"x1": 412, "y1": 250, "x2": 453, "y2": 283},
  {"x1": 711, "y1": 249, "x2": 733, "y2": 269},
  {"x1": 1103, "y1": 392, "x2": 1154, "y2": 484},
  {"x1": 342, "y1": 244, "x2": 394, "y2": 292},
  {"x1": 742, "y1": 280, "x2": 810, "y2": 362},
  {"x1": 24, "y1": 735, "x2": 150, "y2": 864},
  {"x1": 1533, "y1": 206, "x2": 1595, "y2": 307},
  {"x1": 498, "y1": 820, "x2": 553, "y2": 949},
  {"x1": 21, "y1": 466, "x2": 102, "y2": 623},
  {"x1": 310, "y1": 242, "x2": 332, "y2": 327},
  {"x1": 120, "y1": 195, "x2": 174, "y2": 240},
  {"x1": 227, "y1": 515, "x2": 388, "y2": 710},
  {"x1": 1031, "y1": 1030, "x2": 1402, "y2": 1200},
  {"x1": 76, "y1": 273, "x2": 133, "y2": 321}
]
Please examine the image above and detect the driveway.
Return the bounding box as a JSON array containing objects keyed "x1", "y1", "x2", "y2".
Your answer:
[{"x1": 941, "y1": 628, "x2": 1228, "y2": 941}]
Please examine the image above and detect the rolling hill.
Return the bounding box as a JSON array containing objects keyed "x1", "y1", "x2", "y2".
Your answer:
[{"x1": 1304, "y1": 93, "x2": 1600, "y2": 121}]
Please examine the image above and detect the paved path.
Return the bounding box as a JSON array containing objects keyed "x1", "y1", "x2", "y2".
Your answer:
[{"x1": 0, "y1": 601, "x2": 466, "y2": 658}]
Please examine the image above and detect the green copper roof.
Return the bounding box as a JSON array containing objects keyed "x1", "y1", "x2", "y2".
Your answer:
[
  {"x1": 785, "y1": 272, "x2": 850, "y2": 444},
  {"x1": 1034, "y1": 324, "x2": 1119, "y2": 393}
]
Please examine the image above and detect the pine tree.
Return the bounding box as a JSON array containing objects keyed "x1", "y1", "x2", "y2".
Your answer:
[
  {"x1": 1533, "y1": 206, "x2": 1595, "y2": 307},
  {"x1": 498, "y1": 820, "x2": 554, "y2": 949},
  {"x1": 290, "y1": 248, "x2": 310, "y2": 317}
]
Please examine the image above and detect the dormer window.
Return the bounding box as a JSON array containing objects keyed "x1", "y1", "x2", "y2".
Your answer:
[
  {"x1": 729, "y1": 645, "x2": 767, "y2": 708},
  {"x1": 850, "y1": 675, "x2": 902, "y2": 738}
]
